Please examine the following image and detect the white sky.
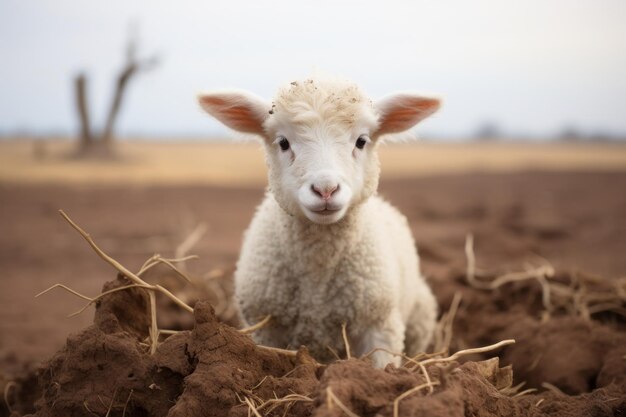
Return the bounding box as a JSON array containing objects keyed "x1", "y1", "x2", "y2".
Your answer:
[{"x1": 1, "y1": 0, "x2": 625, "y2": 138}]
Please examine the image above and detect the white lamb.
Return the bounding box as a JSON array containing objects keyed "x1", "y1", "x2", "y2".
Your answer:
[{"x1": 198, "y1": 77, "x2": 440, "y2": 367}]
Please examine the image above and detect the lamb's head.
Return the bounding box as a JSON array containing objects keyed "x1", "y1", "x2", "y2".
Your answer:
[{"x1": 199, "y1": 77, "x2": 440, "y2": 224}]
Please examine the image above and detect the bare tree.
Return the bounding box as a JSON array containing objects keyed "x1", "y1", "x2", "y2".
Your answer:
[
  {"x1": 101, "y1": 35, "x2": 159, "y2": 145},
  {"x1": 74, "y1": 29, "x2": 158, "y2": 157},
  {"x1": 74, "y1": 73, "x2": 92, "y2": 151}
]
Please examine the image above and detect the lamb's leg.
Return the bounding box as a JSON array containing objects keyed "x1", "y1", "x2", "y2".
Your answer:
[
  {"x1": 404, "y1": 283, "x2": 438, "y2": 357},
  {"x1": 354, "y1": 309, "x2": 405, "y2": 368}
]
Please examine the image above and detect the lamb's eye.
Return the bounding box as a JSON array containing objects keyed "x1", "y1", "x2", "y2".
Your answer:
[
  {"x1": 355, "y1": 136, "x2": 367, "y2": 150},
  {"x1": 278, "y1": 137, "x2": 290, "y2": 151}
]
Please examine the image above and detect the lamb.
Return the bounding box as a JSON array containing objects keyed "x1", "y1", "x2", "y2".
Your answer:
[{"x1": 198, "y1": 77, "x2": 440, "y2": 367}]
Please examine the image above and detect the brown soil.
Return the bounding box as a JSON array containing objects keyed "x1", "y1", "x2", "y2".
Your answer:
[{"x1": 1, "y1": 171, "x2": 625, "y2": 416}]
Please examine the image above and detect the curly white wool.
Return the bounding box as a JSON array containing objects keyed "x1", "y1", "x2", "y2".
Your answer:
[{"x1": 198, "y1": 76, "x2": 440, "y2": 367}]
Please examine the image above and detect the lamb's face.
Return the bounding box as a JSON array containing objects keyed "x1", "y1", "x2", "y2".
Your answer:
[
  {"x1": 198, "y1": 77, "x2": 441, "y2": 225},
  {"x1": 263, "y1": 120, "x2": 380, "y2": 224},
  {"x1": 262, "y1": 80, "x2": 380, "y2": 224}
]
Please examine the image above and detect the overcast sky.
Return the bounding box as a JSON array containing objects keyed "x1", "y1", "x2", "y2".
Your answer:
[{"x1": 1, "y1": 0, "x2": 625, "y2": 139}]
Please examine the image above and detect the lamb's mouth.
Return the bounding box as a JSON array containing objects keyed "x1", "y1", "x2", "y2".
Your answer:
[
  {"x1": 310, "y1": 206, "x2": 342, "y2": 215},
  {"x1": 302, "y1": 205, "x2": 346, "y2": 224},
  {"x1": 314, "y1": 208, "x2": 340, "y2": 215}
]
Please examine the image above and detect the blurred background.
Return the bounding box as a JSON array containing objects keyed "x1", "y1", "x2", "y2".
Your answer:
[
  {"x1": 1, "y1": 0, "x2": 626, "y2": 369},
  {"x1": 2, "y1": 0, "x2": 626, "y2": 140}
]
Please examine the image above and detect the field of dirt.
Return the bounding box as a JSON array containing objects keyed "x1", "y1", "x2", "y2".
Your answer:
[{"x1": 1, "y1": 142, "x2": 626, "y2": 416}]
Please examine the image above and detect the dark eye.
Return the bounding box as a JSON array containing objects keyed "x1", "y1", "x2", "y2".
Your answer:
[
  {"x1": 278, "y1": 137, "x2": 290, "y2": 151},
  {"x1": 355, "y1": 136, "x2": 367, "y2": 150}
]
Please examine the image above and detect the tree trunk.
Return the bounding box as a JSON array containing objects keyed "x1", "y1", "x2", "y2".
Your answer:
[
  {"x1": 73, "y1": 28, "x2": 158, "y2": 156},
  {"x1": 101, "y1": 66, "x2": 135, "y2": 145},
  {"x1": 75, "y1": 74, "x2": 92, "y2": 150}
]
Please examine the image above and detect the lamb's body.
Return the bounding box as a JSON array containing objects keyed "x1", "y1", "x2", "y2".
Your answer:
[
  {"x1": 236, "y1": 192, "x2": 437, "y2": 364},
  {"x1": 198, "y1": 76, "x2": 441, "y2": 367}
]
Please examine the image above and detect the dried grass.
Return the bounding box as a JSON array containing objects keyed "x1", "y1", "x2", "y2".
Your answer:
[
  {"x1": 416, "y1": 339, "x2": 515, "y2": 368},
  {"x1": 464, "y1": 234, "x2": 625, "y2": 321},
  {"x1": 240, "y1": 391, "x2": 314, "y2": 417},
  {"x1": 465, "y1": 234, "x2": 554, "y2": 314},
  {"x1": 256, "y1": 345, "x2": 299, "y2": 357},
  {"x1": 36, "y1": 210, "x2": 195, "y2": 353},
  {"x1": 512, "y1": 388, "x2": 538, "y2": 398},
  {"x1": 3, "y1": 381, "x2": 15, "y2": 414},
  {"x1": 257, "y1": 393, "x2": 314, "y2": 415},
  {"x1": 326, "y1": 387, "x2": 359, "y2": 417},
  {"x1": 341, "y1": 322, "x2": 352, "y2": 359},
  {"x1": 240, "y1": 315, "x2": 272, "y2": 335},
  {"x1": 121, "y1": 389, "x2": 134, "y2": 417},
  {"x1": 500, "y1": 381, "x2": 527, "y2": 396},
  {"x1": 35, "y1": 210, "x2": 293, "y2": 356},
  {"x1": 541, "y1": 382, "x2": 566, "y2": 396},
  {"x1": 432, "y1": 291, "x2": 462, "y2": 355},
  {"x1": 243, "y1": 397, "x2": 263, "y2": 417},
  {"x1": 393, "y1": 381, "x2": 441, "y2": 417},
  {"x1": 362, "y1": 347, "x2": 425, "y2": 368},
  {"x1": 174, "y1": 222, "x2": 207, "y2": 270}
]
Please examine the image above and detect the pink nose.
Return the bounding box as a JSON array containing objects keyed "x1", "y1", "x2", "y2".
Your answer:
[{"x1": 311, "y1": 183, "x2": 339, "y2": 201}]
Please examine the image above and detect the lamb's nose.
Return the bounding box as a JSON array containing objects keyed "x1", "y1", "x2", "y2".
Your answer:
[{"x1": 311, "y1": 183, "x2": 339, "y2": 201}]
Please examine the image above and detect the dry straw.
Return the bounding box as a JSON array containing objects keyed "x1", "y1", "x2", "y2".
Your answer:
[
  {"x1": 341, "y1": 322, "x2": 352, "y2": 359},
  {"x1": 326, "y1": 387, "x2": 359, "y2": 417},
  {"x1": 36, "y1": 210, "x2": 283, "y2": 355},
  {"x1": 464, "y1": 234, "x2": 625, "y2": 321},
  {"x1": 432, "y1": 291, "x2": 462, "y2": 355},
  {"x1": 393, "y1": 381, "x2": 441, "y2": 417},
  {"x1": 241, "y1": 393, "x2": 314, "y2": 417},
  {"x1": 391, "y1": 339, "x2": 514, "y2": 417},
  {"x1": 36, "y1": 210, "x2": 196, "y2": 354}
]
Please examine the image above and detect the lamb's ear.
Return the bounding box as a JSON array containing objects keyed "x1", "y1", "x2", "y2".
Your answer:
[
  {"x1": 373, "y1": 93, "x2": 441, "y2": 137},
  {"x1": 198, "y1": 91, "x2": 270, "y2": 137}
]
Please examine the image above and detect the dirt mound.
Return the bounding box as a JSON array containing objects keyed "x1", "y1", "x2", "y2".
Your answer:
[
  {"x1": 14, "y1": 276, "x2": 318, "y2": 417},
  {"x1": 8, "y1": 277, "x2": 320, "y2": 416},
  {"x1": 431, "y1": 265, "x2": 626, "y2": 395},
  {"x1": 3, "y1": 268, "x2": 624, "y2": 417}
]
